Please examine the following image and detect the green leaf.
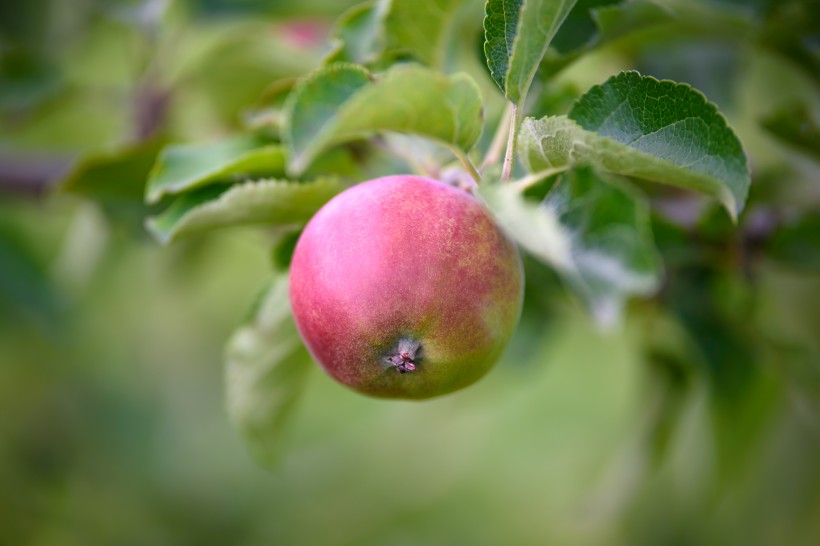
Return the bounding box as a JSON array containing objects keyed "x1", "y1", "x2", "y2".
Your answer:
[
  {"x1": 480, "y1": 166, "x2": 661, "y2": 324},
  {"x1": 768, "y1": 213, "x2": 820, "y2": 273},
  {"x1": 483, "y1": 0, "x2": 578, "y2": 105},
  {"x1": 549, "y1": 0, "x2": 623, "y2": 55},
  {"x1": 284, "y1": 62, "x2": 483, "y2": 175},
  {"x1": 145, "y1": 178, "x2": 342, "y2": 245},
  {"x1": 145, "y1": 135, "x2": 287, "y2": 204},
  {"x1": 325, "y1": 2, "x2": 387, "y2": 66},
  {"x1": 58, "y1": 140, "x2": 165, "y2": 232},
  {"x1": 326, "y1": 0, "x2": 466, "y2": 69},
  {"x1": 225, "y1": 273, "x2": 312, "y2": 468},
  {"x1": 383, "y1": 0, "x2": 465, "y2": 68},
  {"x1": 519, "y1": 72, "x2": 750, "y2": 218},
  {"x1": 283, "y1": 63, "x2": 372, "y2": 174},
  {"x1": 761, "y1": 102, "x2": 820, "y2": 162},
  {"x1": 60, "y1": 139, "x2": 163, "y2": 203}
]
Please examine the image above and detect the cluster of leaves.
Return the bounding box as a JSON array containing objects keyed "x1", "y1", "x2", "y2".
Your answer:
[{"x1": 43, "y1": 0, "x2": 820, "y2": 469}]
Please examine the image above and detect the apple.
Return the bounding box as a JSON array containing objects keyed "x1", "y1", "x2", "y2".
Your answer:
[{"x1": 289, "y1": 175, "x2": 524, "y2": 399}]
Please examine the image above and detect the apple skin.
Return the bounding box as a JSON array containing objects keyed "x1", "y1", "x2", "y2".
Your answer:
[{"x1": 289, "y1": 175, "x2": 524, "y2": 399}]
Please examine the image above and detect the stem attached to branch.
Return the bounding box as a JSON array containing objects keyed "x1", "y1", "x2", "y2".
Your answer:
[{"x1": 501, "y1": 103, "x2": 520, "y2": 182}]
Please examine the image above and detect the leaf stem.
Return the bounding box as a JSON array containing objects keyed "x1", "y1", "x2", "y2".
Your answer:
[
  {"x1": 452, "y1": 148, "x2": 482, "y2": 185},
  {"x1": 501, "y1": 102, "x2": 520, "y2": 182},
  {"x1": 512, "y1": 166, "x2": 570, "y2": 192},
  {"x1": 481, "y1": 103, "x2": 513, "y2": 171}
]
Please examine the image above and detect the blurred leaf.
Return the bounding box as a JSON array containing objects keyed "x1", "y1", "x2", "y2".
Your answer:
[
  {"x1": 60, "y1": 139, "x2": 163, "y2": 202},
  {"x1": 284, "y1": 63, "x2": 483, "y2": 175},
  {"x1": 549, "y1": 0, "x2": 622, "y2": 55},
  {"x1": 661, "y1": 264, "x2": 780, "y2": 483},
  {"x1": 271, "y1": 229, "x2": 303, "y2": 272},
  {"x1": 761, "y1": 102, "x2": 820, "y2": 162},
  {"x1": 145, "y1": 135, "x2": 286, "y2": 204},
  {"x1": 0, "y1": 219, "x2": 61, "y2": 328},
  {"x1": 225, "y1": 272, "x2": 312, "y2": 468},
  {"x1": 519, "y1": 71, "x2": 750, "y2": 219},
  {"x1": 57, "y1": 140, "x2": 168, "y2": 233},
  {"x1": 146, "y1": 178, "x2": 343, "y2": 245},
  {"x1": 326, "y1": 0, "x2": 466, "y2": 69},
  {"x1": 481, "y1": 166, "x2": 661, "y2": 323},
  {"x1": 383, "y1": 0, "x2": 465, "y2": 68},
  {"x1": 325, "y1": 2, "x2": 386, "y2": 65},
  {"x1": 242, "y1": 77, "x2": 298, "y2": 135},
  {"x1": 483, "y1": 0, "x2": 578, "y2": 105},
  {"x1": 768, "y1": 213, "x2": 820, "y2": 272},
  {"x1": 0, "y1": 48, "x2": 61, "y2": 112}
]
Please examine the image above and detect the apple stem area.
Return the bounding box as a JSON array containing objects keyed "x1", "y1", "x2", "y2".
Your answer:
[{"x1": 384, "y1": 338, "x2": 422, "y2": 374}]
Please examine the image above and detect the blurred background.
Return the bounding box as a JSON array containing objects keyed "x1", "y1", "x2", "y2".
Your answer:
[{"x1": 1, "y1": 0, "x2": 819, "y2": 544}]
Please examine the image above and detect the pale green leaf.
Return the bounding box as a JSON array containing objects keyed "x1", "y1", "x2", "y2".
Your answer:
[
  {"x1": 284, "y1": 63, "x2": 483, "y2": 175},
  {"x1": 324, "y1": 2, "x2": 387, "y2": 65},
  {"x1": 145, "y1": 135, "x2": 287, "y2": 204},
  {"x1": 225, "y1": 273, "x2": 312, "y2": 468},
  {"x1": 483, "y1": 0, "x2": 578, "y2": 105},
  {"x1": 326, "y1": 0, "x2": 466, "y2": 69},
  {"x1": 480, "y1": 165, "x2": 661, "y2": 324},
  {"x1": 146, "y1": 178, "x2": 342, "y2": 245},
  {"x1": 519, "y1": 72, "x2": 750, "y2": 218},
  {"x1": 384, "y1": 0, "x2": 465, "y2": 68}
]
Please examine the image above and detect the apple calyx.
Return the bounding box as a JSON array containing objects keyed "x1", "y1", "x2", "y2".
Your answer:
[{"x1": 384, "y1": 338, "x2": 422, "y2": 374}]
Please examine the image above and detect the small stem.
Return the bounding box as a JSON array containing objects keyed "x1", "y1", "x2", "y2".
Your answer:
[
  {"x1": 512, "y1": 166, "x2": 570, "y2": 192},
  {"x1": 452, "y1": 148, "x2": 482, "y2": 185},
  {"x1": 501, "y1": 102, "x2": 520, "y2": 182},
  {"x1": 481, "y1": 103, "x2": 513, "y2": 170}
]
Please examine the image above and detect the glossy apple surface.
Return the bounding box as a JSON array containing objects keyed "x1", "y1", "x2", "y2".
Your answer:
[{"x1": 289, "y1": 175, "x2": 523, "y2": 399}]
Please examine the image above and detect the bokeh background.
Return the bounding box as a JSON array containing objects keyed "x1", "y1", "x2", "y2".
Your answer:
[{"x1": 2, "y1": 1, "x2": 819, "y2": 544}]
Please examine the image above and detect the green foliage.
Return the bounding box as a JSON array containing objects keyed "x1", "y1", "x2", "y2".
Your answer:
[
  {"x1": 761, "y1": 102, "x2": 820, "y2": 162},
  {"x1": 519, "y1": 72, "x2": 750, "y2": 218},
  {"x1": 145, "y1": 135, "x2": 287, "y2": 204},
  {"x1": 484, "y1": 0, "x2": 578, "y2": 106},
  {"x1": 3, "y1": 0, "x2": 820, "y2": 542},
  {"x1": 225, "y1": 273, "x2": 313, "y2": 468},
  {"x1": 481, "y1": 166, "x2": 660, "y2": 322},
  {"x1": 146, "y1": 178, "x2": 343, "y2": 245},
  {"x1": 284, "y1": 62, "x2": 484, "y2": 175}
]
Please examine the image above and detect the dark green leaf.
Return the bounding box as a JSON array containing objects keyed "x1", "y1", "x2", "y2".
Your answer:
[
  {"x1": 483, "y1": 0, "x2": 578, "y2": 105},
  {"x1": 519, "y1": 72, "x2": 750, "y2": 218},
  {"x1": 768, "y1": 213, "x2": 820, "y2": 272},
  {"x1": 60, "y1": 139, "x2": 163, "y2": 203},
  {"x1": 146, "y1": 178, "x2": 342, "y2": 245},
  {"x1": 549, "y1": 0, "x2": 622, "y2": 55},
  {"x1": 761, "y1": 102, "x2": 820, "y2": 162},
  {"x1": 145, "y1": 135, "x2": 287, "y2": 204},
  {"x1": 225, "y1": 273, "x2": 312, "y2": 468}
]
